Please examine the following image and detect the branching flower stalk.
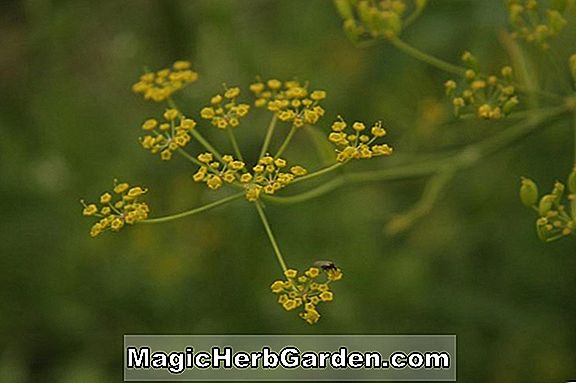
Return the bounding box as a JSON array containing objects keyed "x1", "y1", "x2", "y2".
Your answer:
[
  {"x1": 82, "y1": 62, "x2": 391, "y2": 324},
  {"x1": 82, "y1": 1, "x2": 576, "y2": 327}
]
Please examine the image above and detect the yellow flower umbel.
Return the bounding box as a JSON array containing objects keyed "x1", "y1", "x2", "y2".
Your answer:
[
  {"x1": 270, "y1": 266, "x2": 343, "y2": 325},
  {"x1": 244, "y1": 156, "x2": 308, "y2": 202},
  {"x1": 200, "y1": 87, "x2": 251, "y2": 129},
  {"x1": 192, "y1": 153, "x2": 309, "y2": 201},
  {"x1": 250, "y1": 79, "x2": 326, "y2": 128},
  {"x1": 507, "y1": 0, "x2": 568, "y2": 49},
  {"x1": 140, "y1": 108, "x2": 196, "y2": 161},
  {"x1": 81, "y1": 181, "x2": 150, "y2": 237},
  {"x1": 445, "y1": 52, "x2": 519, "y2": 120},
  {"x1": 132, "y1": 60, "x2": 199, "y2": 102},
  {"x1": 328, "y1": 116, "x2": 393, "y2": 162},
  {"x1": 520, "y1": 167, "x2": 576, "y2": 242},
  {"x1": 192, "y1": 153, "x2": 247, "y2": 190}
]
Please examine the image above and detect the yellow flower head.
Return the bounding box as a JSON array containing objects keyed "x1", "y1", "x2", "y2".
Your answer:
[
  {"x1": 445, "y1": 52, "x2": 519, "y2": 119},
  {"x1": 139, "y1": 108, "x2": 195, "y2": 160},
  {"x1": 200, "y1": 86, "x2": 251, "y2": 129},
  {"x1": 81, "y1": 180, "x2": 150, "y2": 237},
  {"x1": 270, "y1": 264, "x2": 343, "y2": 325},
  {"x1": 328, "y1": 116, "x2": 393, "y2": 163},
  {"x1": 132, "y1": 60, "x2": 198, "y2": 102},
  {"x1": 250, "y1": 78, "x2": 326, "y2": 128}
]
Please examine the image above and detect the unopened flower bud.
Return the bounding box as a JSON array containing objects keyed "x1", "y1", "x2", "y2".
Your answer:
[{"x1": 520, "y1": 177, "x2": 539, "y2": 207}]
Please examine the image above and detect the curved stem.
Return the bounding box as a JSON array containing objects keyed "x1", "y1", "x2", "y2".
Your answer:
[
  {"x1": 141, "y1": 192, "x2": 244, "y2": 224},
  {"x1": 391, "y1": 36, "x2": 563, "y2": 101},
  {"x1": 259, "y1": 114, "x2": 278, "y2": 159},
  {"x1": 389, "y1": 36, "x2": 465, "y2": 76},
  {"x1": 255, "y1": 201, "x2": 288, "y2": 273},
  {"x1": 275, "y1": 125, "x2": 297, "y2": 159},
  {"x1": 226, "y1": 128, "x2": 244, "y2": 161},
  {"x1": 291, "y1": 162, "x2": 343, "y2": 184},
  {"x1": 267, "y1": 105, "x2": 569, "y2": 204}
]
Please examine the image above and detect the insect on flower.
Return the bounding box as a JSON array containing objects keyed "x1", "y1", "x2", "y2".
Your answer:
[{"x1": 314, "y1": 260, "x2": 339, "y2": 272}]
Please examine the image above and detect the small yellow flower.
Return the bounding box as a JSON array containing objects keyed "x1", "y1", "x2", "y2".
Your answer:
[
  {"x1": 82, "y1": 204, "x2": 98, "y2": 216},
  {"x1": 100, "y1": 193, "x2": 112, "y2": 204},
  {"x1": 284, "y1": 269, "x2": 298, "y2": 278}
]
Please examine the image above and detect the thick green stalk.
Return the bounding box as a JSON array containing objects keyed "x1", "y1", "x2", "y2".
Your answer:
[{"x1": 141, "y1": 192, "x2": 244, "y2": 224}]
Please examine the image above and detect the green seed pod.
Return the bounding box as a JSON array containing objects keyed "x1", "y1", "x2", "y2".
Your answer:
[
  {"x1": 569, "y1": 166, "x2": 576, "y2": 193},
  {"x1": 538, "y1": 194, "x2": 556, "y2": 216},
  {"x1": 551, "y1": 181, "x2": 565, "y2": 202},
  {"x1": 520, "y1": 177, "x2": 539, "y2": 207},
  {"x1": 502, "y1": 96, "x2": 519, "y2": 115},
  {"x1": 334, "y1": 0, "x2": 354, "y2": 20},
  {"x1": 416, "y1": 0, "x2": 429, "y2": 11},
  {"x1": 546, "y1": 10, "x2": 567, "y2": 33},
  {"x1": 343, "y1": 19, "x2": 364, "y2": 42},
  {"x1": 357, "y1": 1, "x2": 374, "y2": 30}
]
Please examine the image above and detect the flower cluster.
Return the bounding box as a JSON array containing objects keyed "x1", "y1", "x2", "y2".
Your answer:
[
  {"x1": 328, "y1": 116, "x2": 393, "y2": 162},
  {"x1": 192, "y1": 153, "x2": 309, "y2": 201},
  {"x1": 334, "y1": 0, "x2": 428, "y2": 43},
  {"x1": 444, "y1": 52, "x2": 519, "y2": 120},
  {"x1": 507, "y1": 0, "x2": 568, "y2": 49},
  {"x1": 520, "y1": 168, "x2": 576, "y2": 242},
  {"x1": 81, "y1": 181, "x2": 150, "y2": 237},
  {"x1": 270, "y1": 265, "x2": 343, "y2": 324},
  {"x1": 249, "y1": 79, "x2": 326, "y2": 128},
  {"x1": 140, "y1": 108, "x2": 196, "y2": 161},
  {"x1": 200, "y1": 87, "x2": 251, "y2": 129},
  {"x1": 244, "y1": 156, "x2": 308, "y2": 201},
  {"x1": 192, "y1": 153, "x2": 247, "y2": 190},
  {"x1": 131, "y1": 61, "x2": 198, "y2": 102}
]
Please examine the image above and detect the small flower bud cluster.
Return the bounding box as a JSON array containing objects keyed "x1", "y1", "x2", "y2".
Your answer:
[
  {"x1": 81, "y1": 181, "x2": 150, "y2": 237},
  {"x1": 520, "y1": 167, "x2": 576, "y2": 242},
  {"x1": 200, "y1": 87, "x2": 251, "y2": 129},
  {"x1": 132, "y1": 61, "x2": 198, "y2": 102},
  {"x1": 328, "y1": 116, "x2": 393, "y2": 162},
  {"x1": 507, "y1": 0, "x2": 567, "y2": 49},
  {"x1": 334, "y1": 0, "x2": 428, "y2": 43},
  {"x1": 270, "y1": 266, "x2": 343, "y2": 325},
  {"x1": 140, "y1": 108, "x2": 196, "y2": 161},
  {"x1": 249, "y1": 79, "x2": 326, "y2": 128},
  {"x1": 192, "y1": 153, "x2": 247, "y2": 191},
  {"x1": 244, "y1": 156, "x2": 308, "y2": 202},
  {"x1": 445, "y1": 52, "x2": 519, "y2": 120}
]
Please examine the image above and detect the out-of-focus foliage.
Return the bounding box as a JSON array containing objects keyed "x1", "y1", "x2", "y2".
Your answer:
[{"x1": 0, "y1": 1, "x2": 575, "y2": 382}]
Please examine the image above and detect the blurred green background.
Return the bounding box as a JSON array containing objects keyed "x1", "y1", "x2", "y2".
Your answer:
[{"x1": 1, "y1": 0, "x2": 575, "y2": 382}]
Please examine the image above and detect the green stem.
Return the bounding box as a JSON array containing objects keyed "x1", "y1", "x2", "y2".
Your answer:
[
  {"x1": 141, "y1": 192, "x2": 244, "y2": 224},
  {"x1": 190, "y1": 129, "x2": 224, "y2": 162},
  {"x1": 177, "y1": 148, "x2": 204, "y2": 167},
  {"x1": 267, "y1": 105, "x2": 569, "y2": 204},
  {"x1": 389, "y1": 36, "x2": 465, "y2": 76},
  {"x1": 226, "y1": 128, "x2": 244, "y2": 161},
  {"x1": 166, "y1": 96, "x2": 224, "y2": 162},
  {"x1": 291, "y1": 162, "x2": 343, "y2": 185},
  {"x1": 259, "y1": 114, "x2": 278, "y2": 159},
  {"x1": 392, "y1": 36, "x2": 563, "y2": 101},
  {"x1": 275, "y1": 125, "x2": 297, "y2": 159},
  {"x1": 254, "y1": 201, "x2": 288, "y2": 273}
]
